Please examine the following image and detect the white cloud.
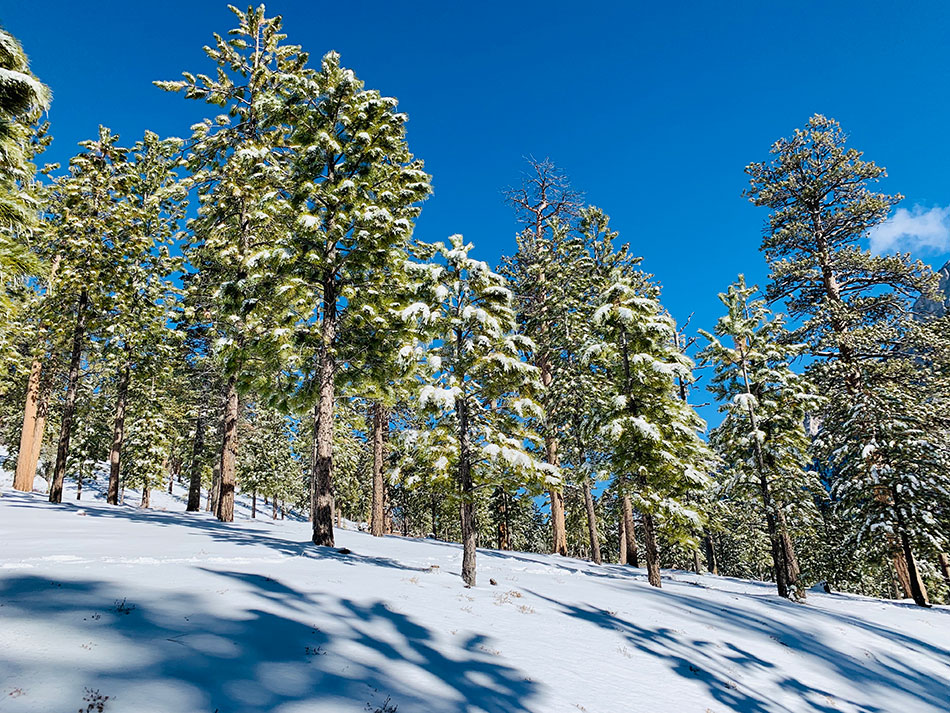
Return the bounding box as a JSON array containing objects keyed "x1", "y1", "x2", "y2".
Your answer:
[{"x1": 869, "y1": 205, "x2": 950, "y2": 255}]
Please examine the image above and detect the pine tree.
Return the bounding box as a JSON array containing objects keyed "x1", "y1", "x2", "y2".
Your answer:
[
  {"x1": 402, "y1": 236, "x2": 557, "y2": 586},
  {"x1": 0, "y1": 26, "x2": 50, "y2": 433},
  {"x1": 156, "y1": 5, "x2": 304, "y2": 522},
  {"x1": 818, "y1": 318, "x2": 950, "y2": 606},
  {"x1": 746, "y1": 114, "x2": 941, "y2": 605},
  {"x1": 239, "y1": 402, "x2": 297, "y2": 517},
  {"x1": 0, "y1": 25, "x2": 49, "y2": 269},
  {"x1": 700, "y1": 276, "x2": 823, "y2": 599},
  {"x1": 501, "y1": 158, "x2": 583, "y2": 555},
  {"x1": 41, "y1": 128, "x2": 134, "y2": 503},
  {"x1": 102, "y1": 131, "x2": 186, "y2": 505},
  {"x1": 273, "y1": 49, "x2": 431, "y2": 546},
  {"x1": 586, "y1": 271, "x2": 712, "y2": 588}
]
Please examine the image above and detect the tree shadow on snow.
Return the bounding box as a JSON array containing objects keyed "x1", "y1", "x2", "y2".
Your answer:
[
  {"x1": 526, "y1": 587, "x2": 950, "y2": 713},
  {"x1": 2, "y1": 493, "x2": 428, "y2": 574},
  {"x1": 0, "y1": 570, "x2": 538, "y2": 713}
]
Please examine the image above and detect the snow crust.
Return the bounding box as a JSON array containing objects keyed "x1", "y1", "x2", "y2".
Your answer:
[{"x1": 1, "y1": 472, "x2": 948, "y2": 713}]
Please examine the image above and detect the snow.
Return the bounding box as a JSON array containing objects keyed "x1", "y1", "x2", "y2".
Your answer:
[{"x1": 1, "y1": 473, "x2": 949, "y2": 713}]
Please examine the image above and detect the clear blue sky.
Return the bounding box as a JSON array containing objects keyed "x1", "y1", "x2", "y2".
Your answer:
[{"x1": 5, "y1": 1, "x2": 950, "y2": 416}]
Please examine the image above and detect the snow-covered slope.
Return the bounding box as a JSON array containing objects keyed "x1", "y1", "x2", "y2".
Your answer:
[{"x1": 1, "y1": 478, "x2": 948, "y2": 713}]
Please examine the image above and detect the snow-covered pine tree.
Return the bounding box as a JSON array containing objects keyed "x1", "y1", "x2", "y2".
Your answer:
[
  {"x1": 745, "y1": 114, "x2": 941, "y2": 605},
  {"x1": 102, "y1": 131, "x2": 186, "y2": 505},
  {"x1": 0, "y1": 25, "x2": 49, "y2": 276},
  {"x1": 819, "y1": 317, "x2": 950, "y2": 606},
  {"x1": 156, "y1": 5, "x2": 303, "y2": 522},
  {"x1": 272, "y1": 50, "x2": 431, "y2": 547},
  {"x1": 586, "y1": 270, "x2": 712, "y2": 588},
  {"x1": 338, "y1": 252, "x2": 435, "y2": 538},
  {"x1": 500, "y1": 157, "x2": 584, "y2": 556},
  {"x1": 700, "y1": 276, "x2": 823, "y2": 600},
  {"x1": 402, "y1": 236, "x2": 558, "y2": 586},
  {"x1": 238, "y1": 402, "x2": 297, "y2": 518},
  {"x1": 562, "y1": 208, "x2": 642, "y2": 565},
  {"x1": 124, "y1": 398, "x2": 171, "y2": 509},
  {"x1": 41, "y1": 127, "x2": 135, "y2": 503},
  {"x1": 0, "y1": 27, "x2": 50, "y2": 447}
]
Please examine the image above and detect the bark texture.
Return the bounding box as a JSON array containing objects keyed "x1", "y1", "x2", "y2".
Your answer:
[
  {"x1": 621, "y1": 495, "x2": 639, "y2": 568},
  {"x1": 13, "y1": 360, "x2": 42, "y2": 492},
  {"x1": 216, "y1": 377, "x2": 239, "y2": 523},
  {"x1": 107, "y1": 359, "x2": 131, "y2": 505},
  {"x1": 370, "y1": 402, "x2": 387, "y2": 537},
  {"x1": 582, "y1": 479, "x2": 602, "y2": 564},
  {"x1": 310, "y1": 276, "x2": 337, "y2": 547},
  {"x1": 459, "y1": 397, "x2": 476, "y2": 587},
  {"x1": 49, "y1": 289, "x2": 88, "y2": 504}
]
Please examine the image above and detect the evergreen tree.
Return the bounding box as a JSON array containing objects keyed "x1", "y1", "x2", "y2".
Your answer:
[
  {"x1": 746, "y1": 114, "x2": 941, "y2": 605},
  {"x1": 586, "y1": 271, "x2": 712, "y2": 588},
  {"x1": 501, "y1": 157, "x2": 583, "y2": 555},
  {"x1": 0, "y1": 25, "x2": 49, "y2": 271},
  {"x1": 156, "y1": 5, "x2": 303, "y2": 522},
  {"x1": 700, "y1": 276, "x2": 823, "y2": 599},
  {"x1": 239, "y1": 402, "x2": 297, "y2": 517},
  {"x1": 102, "y1": 131, "x2": 186, "y2": 505},
  {"x1": 41, "y1": 128, "x2": 131, "y2": 503},
  {"x1": 274, "y1": 49, "x2": 431, "y2": 546},
  {"x1": 402, "y1": 236, "x2": 557, "y2": 586}
]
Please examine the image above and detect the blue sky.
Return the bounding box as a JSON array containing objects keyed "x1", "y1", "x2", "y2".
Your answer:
[{"x1": 5, "y1": 1, "x2": 950, "y2": 418}]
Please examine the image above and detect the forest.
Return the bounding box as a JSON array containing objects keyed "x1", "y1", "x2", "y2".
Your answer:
[{"x1": 2, "y1": 5, "x2": 949, "y2": 609}]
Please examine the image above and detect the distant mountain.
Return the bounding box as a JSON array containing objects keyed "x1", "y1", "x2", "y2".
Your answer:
[{"x1": 914, "y1": 260, "x2": 950, "y2": 319}]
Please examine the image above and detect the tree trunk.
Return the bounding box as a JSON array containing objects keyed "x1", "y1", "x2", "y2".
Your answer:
[
  {"x1": 582, "y1": 478, "x2": 601, "y2": 565},
  {"x1": 692, "y1": 548, "x2": 702, "y2": 574},
  {"x1": 495, "y1": 487, "x2": 511, "y2": 551},
  {"x1": 763, "y1": 493, "x2": 789, "y2": 598},
  {"x1": 737, "y1": 344, "x2": 793, "y2": 600},
  {"x1": 543, "y1": 420, "x2": 566, "y2": 555},
  {"x1": 775, "y1": 504, "x2": 804, "y2": 599},
  {"x1": 272, "y1": 496, "x2": 278, "y2": 520},
  {"x1": 548, "y1": 486, "x2": 567, "y2": 556},
  {"x1": 209, "y1": 459, "x2": 221, "y2": 513},
  {"x1": 311, "y1": 276, "x2": 337, "y2": 547},
  {"x1": 76, "y1": 465, "x2": 82, "y2": 500},
  {"x1": 619, "y1": 516, "x2": 627, "y2": 564},
  {"x1": 897, "y1": 528, "x2": 929, "y2": 607},
  {"x1": 107, "y1": 358, "x2": 131, "y2": 505},
  {"x1": 370, "y1": 402, "x2": 386, "y2": 537},
  {"x1": 642, "y1": 510, "x2": 662, "y2": 588},
  {"x1": 49, "y1": 289, "x2": 88, "y2": 504},
  {"x1": 938, "y1": 553, "x2": 950, "y2": 596},
  {"x1": 703, "y1": 531, "x2": 719, "y2": 575},
  {"x1": 13, "y1": 359, "x2": 43, "y2": 492},
  {"x1": 26, "y1": 389, "x2": 48, "y2": 490},
  {"x1": 459, "y1": 396, "x2": 477, "y2": 587},
  {"x1": 216, "y1": 376, "x2": 239, "y2": 523},
  {"x1": 892, "y1": 485, "x2": 929, "y2": 607},
  {"x1": 621, "y1": 495, "x2": 639, "y2": 567},
  {"x1": 141, "y1": 480, "x2": 150, "y2": 508},
  {"x1": 167, "y1": 458, "x2": 175, "y2": 494},
  {"x1": 251, "y1": 490, "x2": 257, "y2": 518},
  {"x1": 186, "y1": 414, "x2": 205, "y2": 512}
]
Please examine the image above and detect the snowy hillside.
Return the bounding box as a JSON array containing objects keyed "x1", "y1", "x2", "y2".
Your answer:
[{"x1": 1, "y1": 477, "x2": 948, "y2": 713}]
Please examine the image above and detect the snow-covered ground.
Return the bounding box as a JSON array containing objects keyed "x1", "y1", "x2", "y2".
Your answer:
[{"x1": 1, "y1": 473, "x2": 948, "y2": 713}]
